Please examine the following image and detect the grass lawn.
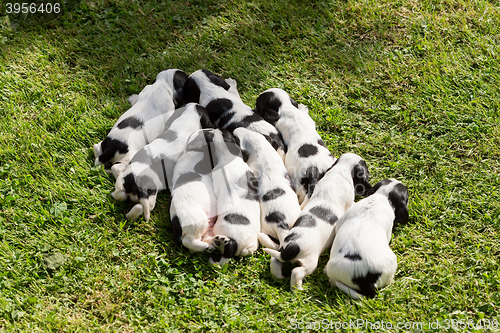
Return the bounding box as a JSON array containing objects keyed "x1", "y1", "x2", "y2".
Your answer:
[{"x1": 0, "y1": 0, "x2": 499, "y2": 331}]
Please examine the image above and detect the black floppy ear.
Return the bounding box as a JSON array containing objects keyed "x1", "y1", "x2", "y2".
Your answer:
[
  {"x1": 202, "y1": 69, "x2": 230, "y2": 90},
  {"x1": 262, "y1": 107, "x2": 280, "y2": 123},
  {"x1": 388, "y1": 183, "x2": 409, "y2": 225},
  {"x1": 196, "y1": 105, "x2": 215, "y2": 129},
  {"x1": 352, "y1": 160, "x2": 372, "y2": 197},
  {"x1": 241, "y1": 149, "x2": 250, "y2": 163},
  {"x1": 183, "y1": 77, "x2": 201, "y2": 104},
  {"x1": 173, "y1": 70, "x2": 188, "y2": 107}
]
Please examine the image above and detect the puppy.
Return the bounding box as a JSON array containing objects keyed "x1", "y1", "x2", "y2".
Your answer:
[
  {"x1": 263, "y1": 153, "x2": 372, "y2": 290},
  {"x1": 93, "y1": 69, "x2": 188, "y2": 176},
  {"x1": 169, "y1": 129, "x2": 218, "y2": 253},
  {"x1": 111, "y1": 103, "x2": 214, "y2": 221},
  {"x1": 255, "y1": 88, "x2": 336, "y2": 207},
  {"x1": 233, "y1": 127, "x2": 301, "y2": 250},
  {"x1": 203, "y1": 129, "x2": 261, "y2": 265},
  {"x1": 325, "y1": 179, "x2": 409, "y2": 299},
  {"x1": 183, "y1": 69, "x2": 286, "y2": 160}
]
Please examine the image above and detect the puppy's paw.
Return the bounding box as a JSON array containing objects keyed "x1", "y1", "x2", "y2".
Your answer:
[
  {"x1": 111, "y1": 163, "x2": 126, "y2": 179},
  {"x1": 213, "y1": 235, "x2": 230, "y2": 247},
  {"x1": 225, "y1": 78, "x2": 237, "y2": 88},
  {"x1": 111, "y1": 190, "x2": 128, "y2": 202},
  {"x1": 93, "y1": 143, "x2": 102, "y2": 158},
  {"x1": 298, "y1": 103, "x2": 309, "y2": 113},
  {"x1": 125, "y1": 203, "x2": 143, "y2": 220},
  {"x1": 203, "y1": 244, "x2": 216, "y2": 253},
  {"x1": 128, "y1": 94, "x2": 139, "y2": 106}
]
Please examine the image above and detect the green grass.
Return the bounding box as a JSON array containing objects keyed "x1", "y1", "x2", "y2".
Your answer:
[{"x1": 0, "y1": 0, "x2": 499, "y2": 331}]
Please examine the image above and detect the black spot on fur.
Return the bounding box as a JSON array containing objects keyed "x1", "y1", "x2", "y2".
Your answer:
[
  {"x1": 170, "y1": 216, "x2": 183, "y2": 247},
  {"x1": 344, "y1": 253, "x2": 362, "y2": 261},
  {"x1": 202, "y1": 69, "x2": 230, "y2": 90},
  {"x1": 222, "y1": 238, "x2": 238, "y2": 259},
  {"x1": 284, "y1": 232, "x2": 300, "y2": 242},
  {"x1": 196, "y1": 105, "x2": 215, "y2": 129},
  {"x1": 183, "y1": 77, "x2": 201, "y2": 104},
  {"x1": 300, "y1": 166, "x2": 324, "y2": 197},
  {"x1": 161, "y1": 129, "x2": 178, "y2": 143},
  {"x1": 352, "y1": 159, "x2": 372, "y2": 196},
  {"x1": 297, "y1": 144, "x2": 318, "y2": 158},
  {"x1": 224, "y1": 214, "x2": 250, "y2": 225},
  {"x1": 262, "y1": 188, "x2": 286, "y2": 201},
  {"x1": 388, "y1": 183, "x2": 409, "y2": 225},
  {"x1": 265, "y1": 212, "x2": 286, "y2": 224},
  {"x1": 174, "y1": 172, "x2": 202, "y2": 190},
  {"x1": 290, "y1": 97, "x2": 299, "y2": 108},
  {"x1": 98, "y1": 137, "x2": 129, "y2": 164},
  {"x1": 263, "y1": 132, "x2": 286, "y2": 154},
  {"x1": 245, "y1": 171, "x2": 259, "y2": 201},
  {"x1": 318, "y1": 139, "x2": 327, "y2": 148},
  {"x1": 173, "y1": 70, "x2": 188, "y2": 106},
  {"x1": 117, "y1": 117, "x2": 143, "y2": 130},
  {"x1": 352, "y1": 271, "x2": 382, "y2": 299},
  {"x1": 293, "y1": 214, "x2": 316, "y2": 228},
  {"x1": 194, "y1": 156, "x2": 214, "y2": 175},
  {"x1": 205, "y1": 98, "x2": 234, "y2": 127},
  {"x1": 280, "y1": 242, "x2": 301, "y2": 261},
  {"x1": 309, "y1": 206, "x2": 338, "y2": 225}
]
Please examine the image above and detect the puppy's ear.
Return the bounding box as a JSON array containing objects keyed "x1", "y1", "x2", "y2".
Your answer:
[
  {"x1": 173, "y1": 70, "x2": 188, "y2": 107},
  {"x1": 241, "y1": 149, "x2": 250, "y2": 163},
  {"x1": 196, "y1": 105, "x2": 215, "y2": 129},
  {"x1": 352, "y1": 160, "x2": 372, "y2": 197},
  {"x1": 202, "y1": 69, "x2": 230, "y2": 90},
  {"x1": 388, "y1": 183, "x2": 409, "y2": 225},
  {"x1": 262, "y1": 107, "x2": 280, "y2": 123},
  {"x1": 289, "y1": 97, "x2": 299, "y2": 108},
  {"x1": 183, "y1": 77, "x2": 201, "y2": 104}
]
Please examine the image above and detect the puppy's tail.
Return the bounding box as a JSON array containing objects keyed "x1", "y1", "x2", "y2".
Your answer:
[
  {"x1": 335, "y1": 281, "x2": 366, "y2": 300},
  {"x1": 263, "y1": 248, "x2": 282, "y2": 261},
  {"x1": 263, "y1": 242, "x2": 300, "y2": 262}
]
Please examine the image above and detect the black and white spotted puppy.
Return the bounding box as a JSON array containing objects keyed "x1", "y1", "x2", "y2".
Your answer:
[
  {"x1": 169, "y1": 129, "x2": 218, "y2": 253},
  {"x1": 111, "y1": 103, "x2": 214, "y2": 222},
  {"x1": 233, "y1": 127, "x2": 301, "y2": 250},
  {"x1": 325, "y1": 179, "x2": 409, "y2": 299},
  {"x1": 203, "y1": 129, "x2": 261, "y2": 265},
  {"x1": 93, "y1": 69, "x2": 188, "y2": 177},
  {"x1": 264, "y1": 153, "x2": 372, "y2": 290},
  {"x1": 255, "y1": 88, "x2": 336, "y2": 208},
  {"x1": 183, "y1": 69, "x2": 287, "y2": 160}
]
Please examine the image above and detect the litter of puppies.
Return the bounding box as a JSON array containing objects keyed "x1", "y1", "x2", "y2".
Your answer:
[{"x1": 93, "y1": 68, "x2": 409, "y2": 299}]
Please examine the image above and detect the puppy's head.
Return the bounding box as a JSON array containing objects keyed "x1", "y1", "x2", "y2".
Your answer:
[
  {"x1": 155, "y1": 69, "x2": 188, "y2": 107},
  {"x1": 208, "y1": 129, "x2": 242, "y2": 168},
  {"x1": 371, "y1": 179, "x2": 409, "y2": 225},
  {"x1": 232, "y1": 127, "x2": 254, "y2": 163},
  {"x1": 255, "y1": 88, "x2": 300, "y2": 124},
  {"x1": 329, "y1": 153, "x2": 372, "y2": 196},
  {"x1": 183, "y1": 69, "x2": 231, "y2": 104}
]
